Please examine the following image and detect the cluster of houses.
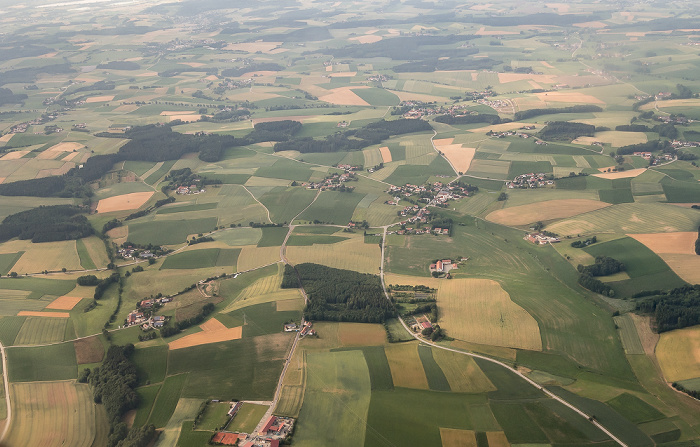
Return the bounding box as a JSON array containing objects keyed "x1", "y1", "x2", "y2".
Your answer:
[
  {"x1": 486, "y1": 126, "x2": 539, "y2": 140},
  {"x1": 125, "y1": 297, "x2": 172, "y2": 329},
  {"x1": 525, "y1": 233, "x2": 561, "y2": 244},
  {"x1": 283, "y1": 321, "x2": 316, "y2": 336},
  {"x1": 387, "y1": 182, "x2": 475, "y2": 207},
  {"x1": 476, "y1": 97, "x2": 512, "y2": 111},
  {"x1": 506, "y1": 173, "x2": 554, "y2": 189},
  {"x1": 395, "y1": 100, "x2": 494, "y2": 120},
  {"x1": 671, "y1": 140, "x2": 700, "y2": 148},
  {"x1": 217, "y1": 78, "x2": 254, "y2": 91},
  {"x1": 413, "y1": 315, "x2": 433, "y2": 333},
  {"x1": 336, "y1": 164, "x2": 361, "y2": 171},
  {"x1": 117, "y1": 246, "x2": 159, "y2": 259},
  {"x1": 301, "y1": 171, "x2": 356, "y2": 191},
  {"x1": 8, "y1": 113, "x2": 58, "y2": 134}
]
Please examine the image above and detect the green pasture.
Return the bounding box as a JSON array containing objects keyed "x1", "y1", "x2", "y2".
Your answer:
[
  {"x1": 167, "y1": 334, "x2": 291, "y2": 400},
  {"x1": 132, "y1": 345, "x2": 168, "y2": 386},
  {"x1": 213, "y1": 227, "x2": 262, "y2": 246},
  {"x1": 0, "y1": 316, "x2": 25, "y2": 346},
  {"x1": 127, "y1": 217, "x2": 218, "y2": 245},
  {"x1": 197, "y1": 402, "x2": 231, "y2": 431},
  {"x1": 134, "y1": 384, "x2": 161, "y2": 427},
  {"x1": 296, "y1": 191, "x2": 365, "y2": 224},
  {"x1": 0, "y1": 252, "x2": 23, "y2": 275},
  {"x1": 7, "y1": 342, "x2": 77, "y2": 382},
  {"x1": 286, "y1": 235, "x2": 349, "y2": 246},
  {"x1": 157, "y1": 202, "x2": 218, "y2": 215},
  {"x1": 149, "y1": 373, "x2": 188, "y2": 428},
  {"x1": 227, "y1": 403, "x2": 268, "y2": 433},
  {"x1": 255, "y1": 158, "x2": 313, "y2": 182},
  {"x1": 160, "y1": 248, "x2": 240, "y2": 269},
  {"x1": 259, "y1": 187, "x2": 317, "y2": 224}
]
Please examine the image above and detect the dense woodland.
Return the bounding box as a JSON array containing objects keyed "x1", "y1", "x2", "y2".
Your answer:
[
  {"x1": 0, "y1": 205, "x2": 93, "y2": 243},
  {"x1": 537, "y1": 121, "x2": 596, "y2": 141},
  {"x1": 577, "y1": 256, "x2": 625, "y2": 277},
  {"x1": 637, "y1": 285, "x2": 700, "y2": 332},
  {"x1": 0, "y1": 88, "x2": 28, "y2": 106},
  {"x1": 274, "y1": 119, "x2": 432, "y2": 153},
  {"x1": 81, "y1": 344, "x2": 155, "y2": 447},
  {"x1": 282, "y1": 263, "x2": 395, "y2": 323}
]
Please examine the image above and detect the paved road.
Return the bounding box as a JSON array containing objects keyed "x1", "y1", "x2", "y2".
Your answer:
[{"x1": 378, "y1": 227, "x2": 629, "y2": 447}]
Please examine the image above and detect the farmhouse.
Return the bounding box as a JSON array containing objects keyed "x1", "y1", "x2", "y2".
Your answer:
[
  {"x1": 430, "y1": 259, "x2": 456, "y2": 273},
  {"x1": 525, "y1": 233, "x2": 561, "y2": 244}
]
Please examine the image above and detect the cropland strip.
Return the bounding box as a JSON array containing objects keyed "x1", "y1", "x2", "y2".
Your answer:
[
  {"x1": 592, "y1": 168, "x2": 647, "y2": 179},
  {"x1": 437, "y1": 279, "x2": 542, "y2": 351},
  {"x1": 17, "y1": 311, "x2": 70, "y2": 318},
  {"x1": 96, "y1": 191, "x2": 154, "y2": 213},
  {"x1": 168, "y1": 319, "x2": 243, "y2": 350},
  {"x1": 45, "y1": 296, "x2": 83, "y2": 310},
  {"x1": 379, "y1": 147, "x2": 392, "y2": 163},
  {"x1": 656, "y1": 326, "x2": 700, "y2": 382},
  {"x1": 486, "y1": 199, "x2": 610, "y2": 226}
]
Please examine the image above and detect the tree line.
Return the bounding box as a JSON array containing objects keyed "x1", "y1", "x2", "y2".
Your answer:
[
  {"x1": 273, "y1": 119, "x2": 432, "y2": 153},
  {"x1": 513, "y1": 105, "x2": 602, "y2": 121},
  {"x1": 282, "y1": 263, "x2": 395, "y2": 323}
]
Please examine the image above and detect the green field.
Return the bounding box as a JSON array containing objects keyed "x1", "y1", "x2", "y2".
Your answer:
[
  {"x1": 128, "y1": 218, "x2": 218, "y2": 245},
  {"x1": 75, "y1": 239, "x2": 96, "y2": 270},
  {"x1": 167, "y1": 335, "x2": 292, "y2": 400},
  {"x1": 0, "y1": 317, "x2": 25, "y2": 346},
  {"x1": 197, "y1": 402, "x2": 231, "y2": 431},
  {"x1": 213, "y1": 227, "x2": 262, "y2": 246},
  {"x1": 0, "y1": 252, "x2": 23, "y2": 275},
  {"x1": 296, "y1": 191, "x2": 365, "y2": 225},
  {"x1": 227, "y1": 403, "x2": 268, "y2": 433},
  {"x1": 257, "y1": 227, "x2": 289, "y2": 247},
  {"x1": 160, "y1": 248, "x2": 240, "y2": 269},
  {"x1": 133, "y1": 384, "x2": 161, "y2": 427},
  {"x1": 7, "y1": 342, "x2": 77, "y2": 382},
  {"x1": 132, "y1": 345, "x2": 168, "y2": 386},
  {"x1": 259, "y1": 187, "x2": 317, "y2": 224},
  {"x1": 157, "y1": 202, "x2": 218, "y2": 214},
  {"x1": 149, "y1": 373, "x2": 188, "y2": 428}
]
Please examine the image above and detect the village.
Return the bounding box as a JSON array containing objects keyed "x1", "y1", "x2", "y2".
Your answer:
[
  {"x1": 125, "y1": 296, "x2": 172, "y2": 329},
  {"x1": 301, "y1": 169, "x2": 357, "y2": 191},
  {"x1": 387, "y1": 181, "x2": 476, "y2": 207},
  {"x1": 506, "y1": 173, "x2": 554, "y2": 189},
  {"x1": 392, "y1": 97, "x2": 495, "y2": 119}
]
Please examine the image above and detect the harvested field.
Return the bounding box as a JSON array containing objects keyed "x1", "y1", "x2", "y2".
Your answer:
[
  {"x1": 237, "y1": 246, "x2": 281, "y2": 271},
  {"x1": 656, "y1": 326, "x2": 700, "y2": 382},
  {"x1": 74, "y1": 335, "x2": 105, "y2": 364},
  {"x1": 438, "y1": 279, "x2": 542, "y2": 351},
  {"x1": 45, "y1": 296, "x2": 82, "y2": 310},
  {"x1": 535, "y1": 91, "x2": 605, "y2": 104},
  {"x1": 379, "y1": 146, "x2": 392, "y2": 163},
  {"x1": 318, "y1": 87, "x2": 370, "y2": 106},
  {"x1": 350, "y1": 35, "x2": 383, "y2": 44},
  {"x1": 653, "y1": 253, "x2": 700, "y2": 284},
  {"x1": 47, "y1": 142, "x2": 83, "y2": 152},
  {"x1": 486, "y1": 432, "x2": 510, "y2": 447},
  {"x1": 15, "y1": 317, "x2": 66, "y2": 345},
  {"x1": 432, "y1": 349, "x2": 496, "y2": 393},
  {"x1": 168, "y1": 318, "x2": 242, "y2": 350},
  {"x1": 17, "y1": 311, "x2": 69, "y2": 318},
  {"x1": 433, "y1": 138, "x2": 454, "y2": 146},
  {"x1": 628, "y1": 232, "x2": 697, "y2": 255},
  {"x1": 113, "y1": 104, "x2": 140, "y2": 113},
  {"x1": 592, "y1": 168, "x2": 647, "y2": 179},
  {"x1": 0, "y1": 134, "x2": 14, "y2": 144},
  {"x1": 575, "y1": 131, "x2": 647, "y2": 147},
  {"x1": 440, "y1": 428, "x2": 477, "y2": 447},
  {"x1": 439, "y1": 144, "x2": 475, "y2": 174},
  {"x1": 385, "y1": 342, "x2": 429, "y2": 390},
  {"x1": 286, "y1": 237, "x2": 381, "y2": 274},
  {"x1": 498, "y1": 73, "x2": 556, "y2": 84},
  {"x1": 5, "y1": 381, "x2": 98, "y2": 447},
  {"x1": 486, "y1": 199, "x2": 610, "y2": 226},
  {"x1": 328, "y1": 72, "x2": 357, "y2": 78},
  {"x1": 159, "y1": 111, "x2": 194, "y2": 116},
  {"x1": 338, "y1": 323, "x2": 386, "y2": 347},
  {"x1": 0, "y1": 151, "x2": 29, "y2": 160},
  {"x1": 96, "y1": 191, "x2": 154, "y2": 213},
  {"x1": 85, "y1": 95, "x2": 115, "y2": 103},
  {"x1": 168, "y1": 114, "x2": 201, "y2": 123}
]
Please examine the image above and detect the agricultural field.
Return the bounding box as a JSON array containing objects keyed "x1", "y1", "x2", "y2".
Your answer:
[{"x1": 1, "y1": 0, "x2": 700, "y2": 445}]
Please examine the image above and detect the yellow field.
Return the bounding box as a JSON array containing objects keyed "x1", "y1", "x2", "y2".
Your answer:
[
  {"x1": 286, "y1": 237, "x2": 381, "y2": 274},
  {"x1": 656, "y1": 326, "x2": 700, "y2": 382},
  {"x1": 97, "y1": 191, "x2": 154, "y2": 213},
  {"x1": 486, "y1": 199, "x2": 610, "y2": 226},
  {"x1": 655, "y1": 254, "x2": 700, "y2": 284},
  {"x1": 1, "y1": 239, "x2": 82, "y2": 274},
  {"x1": 237, "y1": 246, "x2": 281, "y2": 271},
  {"x1": 535, "y1": 91, "x2": 605, "y2": 104},
  {"x1": 432, "y1": 349, "x2": 496, "y2": 393},
  {"x1": 575, "y1": 131, "x2": 647, "y2": 147},
  {"x1": 350, "y1": 34, "x2": 383, "y2": 44},
  {"x1": 385, "y1": 342, "x2": 429, "y2": 389},
  {"x1": 45, "y1": 296, "x2": 83, "y2": 310},
  {"x1": 276, "y1": 298, "x2": 304, "y2": 311},
  {"x1": 440, "y1": 428, "x2": 477, "y2": 447},
  {"x1": 338, "y1": 323, "x2": 386, "y2": 346},
  {"x1": 629, "y1": 232, "x2": 697, "y2": 255},
  {"x1": 85, "y1": 95, "x2": 115, "y2": 103},
  {"x1": 379, "y1": 146, "x2": 392, "y2": 163},
  {"x1": 437, "y1": 279, "x2": 542, "y2": 351},
  {"x1": 384, "y1": 273, "x2": 442, "y2": 289},
  {"x1": 47, "y1": 142, "x2": 84, "y2": 152},
  {"x1": 0, "y1": 150, "x2": 29, "y2": 160},
  {"x1": 15, "y1": 317, "x2": 66, "y2": 344},
  {"x1": 5, "y1": 381, "x2": 97, "y2": 447},
  {"x1": 168, "y1": 319, "x2": 242, "y2": 350},
  {"x1": 318, "y1": 87, "x2": 370, "y2": 106},
  {"x1": 438, "y1": 144, "x2": 475, "y2": 174},
  {"x1": 592, "y1": 168, "x2": 647, "y2": 179},
  {"x1": 222, "y1": 264, "x2": 301, "y2": 313},
  {"x1": 17, "y1": 311, "x2": 70, "y2": 318},
  {"x1": 486, "y1": 431, "x2": 510, "y2": 447}
]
